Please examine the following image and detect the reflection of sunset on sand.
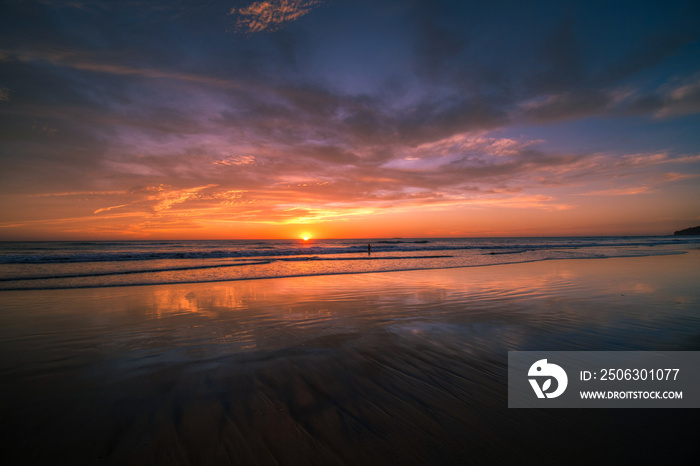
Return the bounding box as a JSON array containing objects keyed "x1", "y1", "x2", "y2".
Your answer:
[{"x1": 121, "y1": 252, "x2": 700, "y2": 350}]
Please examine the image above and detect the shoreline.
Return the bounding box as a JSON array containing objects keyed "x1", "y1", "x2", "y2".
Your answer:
[{"x1": 0, "y1": 247, "x2": 692, "y2": 292}]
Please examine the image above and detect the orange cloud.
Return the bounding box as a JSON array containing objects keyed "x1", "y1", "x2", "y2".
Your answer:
[
  {"x1": 93, "y1": 204, "x2": 129, "y2": 214},
  {"x1": 662, "y1": 172, "x2": 699, "y2": 182},
  {"x1": 413, "y1": 133, "x2": 542, "y2": 158},
  {"x1": 230, "y1": 0, "x2": 323, "y2": 33},
  {"x1": 31, "y1": 190, "x2": 125, "y2": 198},
  {"x1": 146, "y1": 184, "x2": 219, "y2": 213},
  {"x1": 580, "y1": 187, "x2": 650, "y2": 196},
  {"x1": 213, "y1": 155, "x2": 257, "y2": 166}
]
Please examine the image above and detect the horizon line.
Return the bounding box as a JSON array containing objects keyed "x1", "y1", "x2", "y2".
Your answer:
[{"x1": 0, "y1": 233, "x2": 688, "y2": 242}]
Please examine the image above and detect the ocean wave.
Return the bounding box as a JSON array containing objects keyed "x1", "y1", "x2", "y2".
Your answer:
[
  {"x1": 0, "y1": 260, "x2": 273, "y2": 282},
  {"x1": 0, "y1": 255, "x2": 454, "y2": 282},
  {"x1": 0, "y1": 249, "x2": 689, "y2": 291},
  {"x1": 1, "y1": 237, "x2": 697, "y2": 264}
]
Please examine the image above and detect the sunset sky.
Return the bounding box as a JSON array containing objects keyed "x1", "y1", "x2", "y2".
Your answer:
[{"x1": 1, "y1": 0, "x2": 699, "y2": 240}]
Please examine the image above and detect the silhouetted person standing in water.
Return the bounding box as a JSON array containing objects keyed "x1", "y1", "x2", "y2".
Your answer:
[{"x1": 367, "y1": 243, "x2": 371, "y2": 255}]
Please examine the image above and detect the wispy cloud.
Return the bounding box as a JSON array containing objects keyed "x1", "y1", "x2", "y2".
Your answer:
[
  {"x1": 230, "y1": 0, "x2": 323, "y2": 33},
  {"x1": 142, "y1": 184, "x2": 220, "y2": 213},
  {"x1": 580, "y1": 187, "x2": 650, "y2": 196},
  {"x1": 94, "y1": 204, "x2": 129, "y2": 214},
  {"x1": 653, "y1": 74, "x2": 700, "y2": 118},
  {"x1": 1, "y1": 48, "x2": 240, "y2": 89},
  {"x1": 662, "y1": 172, "x2": 699, "y2": 182},
  {"x1": 32, "y1": 191, "x2": 125, "y2": 198},
  {"x1": 213, "y1": 155, "x2": 257, "y2": 166}
]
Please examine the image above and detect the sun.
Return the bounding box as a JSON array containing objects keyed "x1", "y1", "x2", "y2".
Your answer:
[{"x1": 301, "y1": 234, "x2": 311, "y2": 241}]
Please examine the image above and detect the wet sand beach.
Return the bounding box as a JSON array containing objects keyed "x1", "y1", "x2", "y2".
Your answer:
[{"x1": 1, "y1": 251, "x2": 699, "y2": 465}]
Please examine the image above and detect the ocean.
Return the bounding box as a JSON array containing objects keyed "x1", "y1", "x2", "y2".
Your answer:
[{"x1": 0, "y1": 236, "x2": 698, "y2": 290}]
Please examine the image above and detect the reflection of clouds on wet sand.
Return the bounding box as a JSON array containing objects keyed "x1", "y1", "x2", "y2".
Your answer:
[{"x1": 72, "y1": 251, "x2": 700, "y2": 357}]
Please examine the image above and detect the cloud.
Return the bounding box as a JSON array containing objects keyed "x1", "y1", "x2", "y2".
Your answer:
[
  {"x1": 78, "y1": 125, "x2": 700, "y2": 229},
  {"x1": 617, "y1": 152, "x2": 700, "y2": 167},
  {"x1": 94, "y1": 204, "x2": 129, "y2": 214},
  {"x1": 412, "y1": 133, "x2": 542, "y2": 159},
  {"x1": 230, "y1": 0, "x2": 323, "y2": 33},
  {"x1": 662, "y1": 172, "x2": 699, "y2": 182},
  {"x1": 213, "y1": 155, "x2": 257, "y2": 166},
  {"x1": 517, "y1": 91, "x2": 611, "y2": 123},
  {"x1": 580, "y1": 187, "x2": 650, "y2": 196},
  {"x1": 1, "y1": 47, "x2": 241, "y2": 89},
  {"x1": 653, "y1": 75, "x2": 700, "y2": 118},
  {"x1": 145, "y1": 184, "x2": 220, "y2": 213}
]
